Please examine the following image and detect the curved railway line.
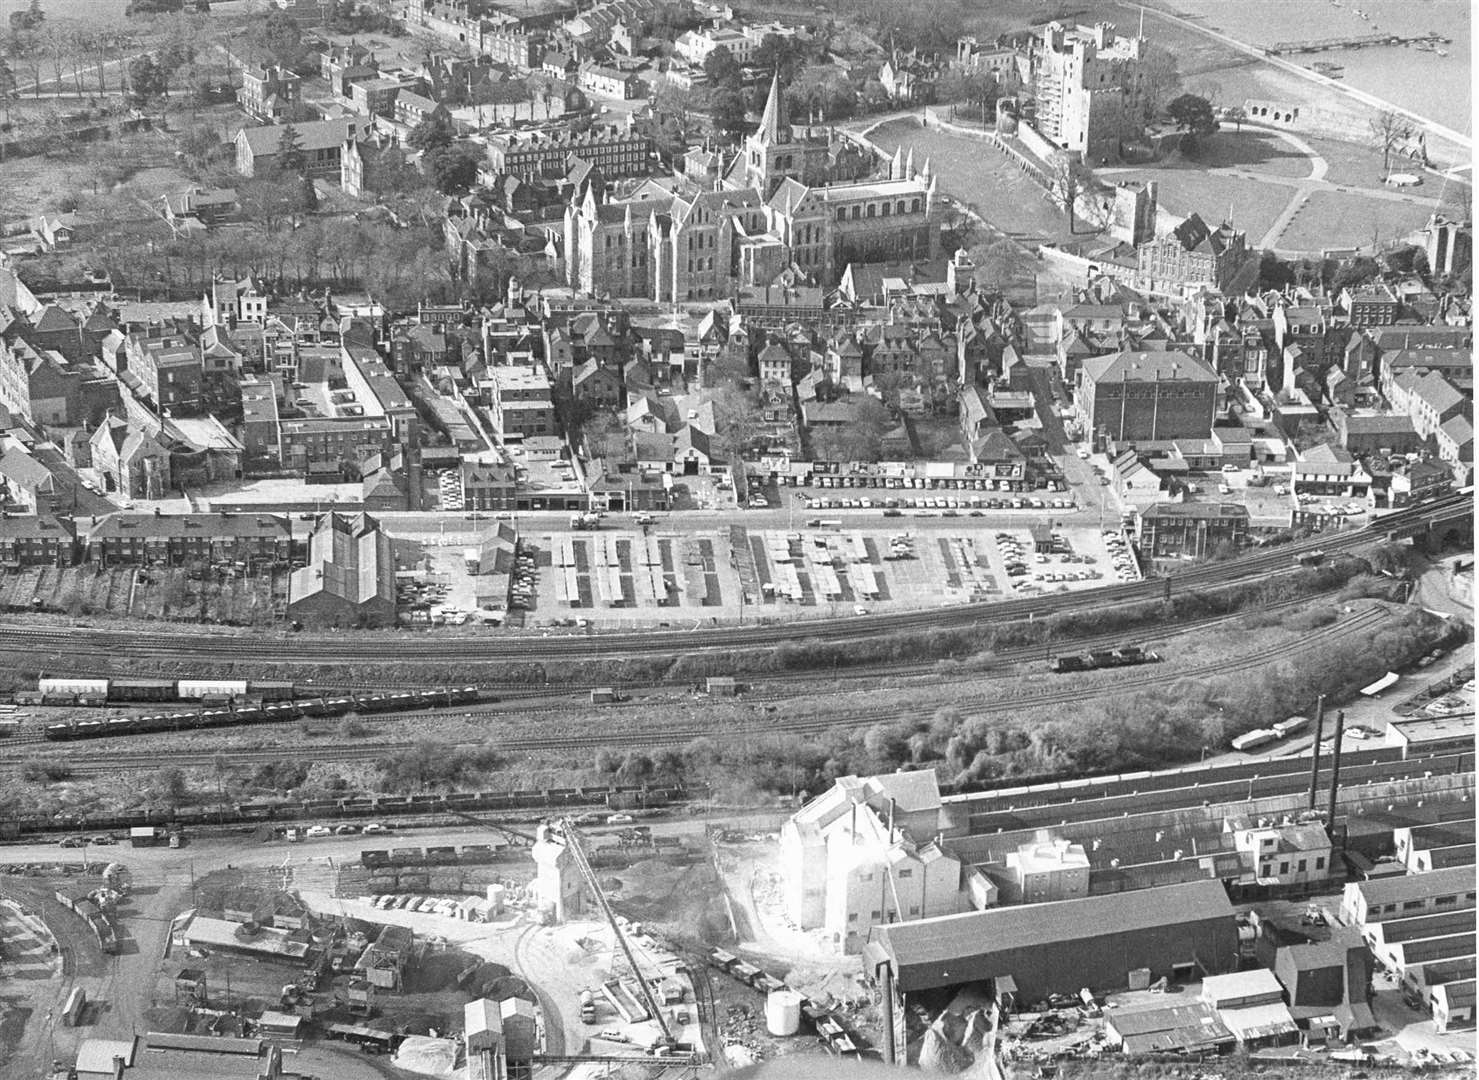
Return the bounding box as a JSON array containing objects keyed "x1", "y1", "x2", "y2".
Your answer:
[
  {"x1": 20, "y1": 603, "x2": 1395, "y2": 772},
  {"x1": 0, "y1": 492, "x2": 1467, "y2": 669},
  {"x1": 3, "y1": 586, "x2": 1354, "y2": 749}
]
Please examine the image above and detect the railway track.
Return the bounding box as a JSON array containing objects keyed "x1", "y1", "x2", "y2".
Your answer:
[
  {"x1": 0, "y1": 492, "x2": 1465, "y2": 667},
  {"x1": 27, "y1": 604, "x2": 1393, "y2": 772},
  {"x1": 1, "y1": 589, "x2": 1362, "y2": 750}
]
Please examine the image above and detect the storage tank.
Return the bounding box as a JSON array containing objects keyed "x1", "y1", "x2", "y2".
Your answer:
[
  {"x1": 485, "y1": 883, "x2": 505, "y2": 914},
  {"x1": 765, "y1": 990, "x2": 802, "y2": 1036}
]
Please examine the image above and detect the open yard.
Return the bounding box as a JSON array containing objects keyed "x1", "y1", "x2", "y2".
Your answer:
[{"x1": 0, "y1": 564, "x2": 288, "y2": 626}]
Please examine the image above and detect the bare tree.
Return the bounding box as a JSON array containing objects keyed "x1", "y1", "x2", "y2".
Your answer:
[
  {"x1": 1138, "y1": 43, "x2": 1182, "y2": 122},
  {"x1": 1051, "y1": 155, "x2": 1085, "y2": 234},
  {"x1": 1369, "y1": 110, "x2": 1413, "y2": 176}
]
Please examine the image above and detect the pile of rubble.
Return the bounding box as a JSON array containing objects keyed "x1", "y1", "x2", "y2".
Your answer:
[
  {"x1": 911, "y1": 988, "x2": 1007, "y2": 1076},
  {"x1": 719, "y1": 1002, "x2": 769, "y2": 1068}
]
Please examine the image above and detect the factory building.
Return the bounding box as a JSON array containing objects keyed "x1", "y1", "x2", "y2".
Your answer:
[
  {"x1": 863, "y1": 879, "x2": 1240, "y2": 1000},
  {"x1": 780, "y1": 770, "x2": 970, "y2": 953}
]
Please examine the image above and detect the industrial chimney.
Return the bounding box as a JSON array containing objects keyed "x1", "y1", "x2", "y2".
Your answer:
[
  {"x1": 1325, "y1": 711, "x2": 1346, "y2": 835},
  {"x1": 1307, "y1": 694, "x2": 1326, "y2": 812}
]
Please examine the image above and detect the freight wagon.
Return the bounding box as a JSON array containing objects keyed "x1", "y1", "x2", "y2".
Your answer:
[
  {"x1": 43, "y1": 686, "x2": 481, "y2": 741},
  {"x1": 27, "y1": 677, "x2": 296, "y2": 706},
  {"x1": 1050, "y1": 644, "x2": 1161, "y2": 674}
]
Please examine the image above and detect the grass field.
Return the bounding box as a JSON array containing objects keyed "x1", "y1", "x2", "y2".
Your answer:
[
  {"x1": 869, "y1": 119, "x2": 1080, "y2": 245},
  {"x1": 1277, "y1": 188, "x2": 1436, "y2": 254}
]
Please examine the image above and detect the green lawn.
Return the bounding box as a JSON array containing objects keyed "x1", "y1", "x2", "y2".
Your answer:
[
  {"x1": 1103, "y1": 165, "x2": 1290, "y2": 245},
  {"x1": 869, "y1": 119, "x2": 1082, "y2": 245},
  {"x1": 1276, "y1": 189, "x2": 1435, "y2": 253}
]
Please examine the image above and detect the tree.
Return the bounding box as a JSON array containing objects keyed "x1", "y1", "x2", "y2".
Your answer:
[
  {"x1": 1051, "y1": 155, "x2": 1084, "y2": 234},
  {"x1": 710, "y1": 385, "x2": 765, "y2": 459},
  {"x1": 127, "y1": 53, "x2": 167, "y2": 106},
  {"x1": 1166, "y1": 94, "x2": 1217, "y2": 135},
  {"x1": 425, "y1": 142, "x2": 481, "y2": 194},
  {"x1": 752, "y1": 32, "x2": 799, "y2": 83},
  {"x1": 701, "y1": 44, "x2": 741, "y2": 92},
  {"x1": 709, "y1": 87, "x2": 749, "y2": 139},
  {"x1": 148, "y1": 766, "x2": 188, "y2": 808},
  {"x1": 1139, "y1": 43, "x2": 1181, "y2": 121},
  {"x1": 275, "y1": 121, "x2": 306, "y2": 176},
  {"x1": 1257, "y1": 250, "x2": 1295, "y2": 292},
  {"x1": 1369, "y1": 109, "x2": 1413, "y2": 176},
  {"x1": 1332, "y1": 255, "x2": 1380, "y2": 289},
  {"x1": 254, "y1": 8, "x2": 307, "y2": 72},
  {"x1": 407, "y1": 110, "x2": 454, "y2": 153}
]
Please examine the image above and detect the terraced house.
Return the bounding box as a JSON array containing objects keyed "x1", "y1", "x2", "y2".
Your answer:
[{"x1": 81, "y1": 512, "x2": 297, "y2": 566}]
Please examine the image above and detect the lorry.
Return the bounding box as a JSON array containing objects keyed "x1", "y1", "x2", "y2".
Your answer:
[
  {"x1": 130, "y1": 826, "x2": 170, "y2": 848},
  {"x1": 579, "y1": 989, "x2": 597, "y2": 1023},
  {"x1": 570, "y1": 512, "x2": 602, "y2": 530}
]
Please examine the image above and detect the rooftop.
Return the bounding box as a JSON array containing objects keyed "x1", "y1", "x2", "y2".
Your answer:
[
  {"x1": 867, "y1": 880, "x2": 1233, "y2": 991},
  {"x1": 1348, "y1": 865, "x2": 1475, "y2": 911}
]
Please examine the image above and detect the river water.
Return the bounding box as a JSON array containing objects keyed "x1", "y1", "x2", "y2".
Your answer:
[{"x1": 1169, "y1": 0, "x2": 1472, "y2": 134}]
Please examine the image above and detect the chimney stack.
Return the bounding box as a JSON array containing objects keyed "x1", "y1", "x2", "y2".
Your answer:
[
  {"x1": 1307, "y1": 694, "x2": 1325, "y2": 811},
  {"x1": 1326, "y1": 711, "x2": 1346, "y2": 835}
]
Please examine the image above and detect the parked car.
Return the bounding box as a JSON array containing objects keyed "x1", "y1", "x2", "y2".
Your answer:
[
  {"x1": 305, "y1": 825, "x2": 332, "y2": 838},
  {"x1": 362, "y1": 822, "x2": 389, "y2": 834}
]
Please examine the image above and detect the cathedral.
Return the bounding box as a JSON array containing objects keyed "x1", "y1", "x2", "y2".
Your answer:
[{"x1": 564, "y1": 73, "x2": 940, "y2": 301}]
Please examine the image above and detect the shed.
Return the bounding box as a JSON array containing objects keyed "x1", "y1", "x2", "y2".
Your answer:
[
  {"x1": 256, "y1": 1010, "x2": 303, "y2": 1038},
  {"x1": 75, "y1": 1038, "x2": 137, "y2": 1079},
  {"x1": 1104, "y1": 1000, "x2": 1235, "y2": 1055},
  {"x1": 706, "y1": 676, "x2": 738, "y2": 696},
  {"x1": 500, "y1": 996, "x2": 540, "y2": 1061},
  {"x1": 465, "y1": 997, "x2": 503, "y2": 1054},
  {"x1": 1028, "y1": 522, "x2": 1055, "y2": 552}
]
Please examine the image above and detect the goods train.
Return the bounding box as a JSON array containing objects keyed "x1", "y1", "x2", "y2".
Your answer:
[
  {"x1": 1049, "y1": 644, "x2": 1161, "y2": 674},
  {"x1": 7, "y1": 784, "x2": 694, "y2": 840},
  {"x1": 20, "y1": 678, "x2": 296, "y2": 707},
  {"x1": 43, "y1": 686, "x2": 481, "y2": 741}
]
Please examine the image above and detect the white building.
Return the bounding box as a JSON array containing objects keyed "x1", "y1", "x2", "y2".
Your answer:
[
  {"x1": 1004, "y1": 837, "x2": 1090, "y2": 903},
  {"x1": 1225, "y1": 817, "x2": 1334, "y2": 888},
  {"x1": 674, "y1": 26, "x2": 756, "y2": 66},
  {"x1": 780, "y1": 770, "x2": 965, "y2": 954}
]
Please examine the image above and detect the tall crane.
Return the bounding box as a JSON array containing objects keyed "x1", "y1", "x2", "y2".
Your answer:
[{"x1": 555, "y1": 817, "x2": 674, "y2": 1046}]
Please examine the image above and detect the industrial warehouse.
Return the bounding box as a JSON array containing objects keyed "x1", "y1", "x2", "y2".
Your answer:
[{"x1": 863, "y1": 878, "x2": 1241, "y2": 997}]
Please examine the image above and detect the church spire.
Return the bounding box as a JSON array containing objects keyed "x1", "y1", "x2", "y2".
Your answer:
[{"x1": 757, "y1": 69, "x2": 786, "y2": 145}]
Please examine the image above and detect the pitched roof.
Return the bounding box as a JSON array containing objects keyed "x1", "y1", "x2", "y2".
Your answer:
[
  {"x1": 1081, "y1": 350, "x2": 1218, "y2": 384},
  {"x1": 236, "y1": 118, "x2": 373, "y2": 157},
  {"x1": 869, "y1": 880, "x2": 1235, "y2": 992}
]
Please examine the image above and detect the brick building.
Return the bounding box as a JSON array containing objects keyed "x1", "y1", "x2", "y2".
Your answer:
[{"x1": 1075, "y1": 349, "x2": 1219, "y2": 444}]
